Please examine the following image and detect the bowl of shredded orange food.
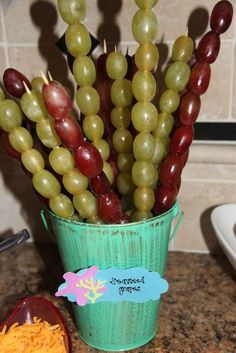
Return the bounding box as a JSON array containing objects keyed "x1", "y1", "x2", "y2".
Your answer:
[{"x1": 0, "y1": 296, "x2": 72, "y2": 353}]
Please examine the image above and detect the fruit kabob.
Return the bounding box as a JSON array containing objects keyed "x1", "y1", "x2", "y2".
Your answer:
[
  {"x1": 130, "y1": 0, "x2": 160, "y2": 221},
  {"x1": 153, "y1": 0, "x2": 234, "y2": 215},
  {"x1": 106, "y1": 49, "x2": 135, "y2": 207},
  {"x1": 57, "y1": 0, "x2": 128, "y2": 223},
  {"x1": 0, "y1": 92, "x2": 75, "y2": 219}
]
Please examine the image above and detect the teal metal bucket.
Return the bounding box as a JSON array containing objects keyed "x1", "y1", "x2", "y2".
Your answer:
[{"x1": 41, "y1": 202, "x2": 183, "y2": 351}]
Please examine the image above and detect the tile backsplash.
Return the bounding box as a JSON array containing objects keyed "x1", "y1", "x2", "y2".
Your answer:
[{"x1": 0, "y1": 0, "x2": 235, "y2": 252}]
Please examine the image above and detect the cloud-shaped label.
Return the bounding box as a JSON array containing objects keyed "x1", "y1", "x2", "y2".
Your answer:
[{"x1": 56, "y1": 266, "x2": 168, "y2": 306}]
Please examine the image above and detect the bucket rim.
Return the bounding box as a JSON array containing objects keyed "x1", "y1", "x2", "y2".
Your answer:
[{"x1": 43, "y1": 201, "x2": 180, "y2": 229}]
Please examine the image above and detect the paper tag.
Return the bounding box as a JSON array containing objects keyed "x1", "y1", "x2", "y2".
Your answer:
[{"x1": 55, "y1": 266, "x2": 168, "y2": 306}]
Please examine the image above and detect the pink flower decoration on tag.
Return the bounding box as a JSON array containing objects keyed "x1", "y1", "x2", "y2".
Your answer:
[{"x1": 56, "y1": 266, "x2": 107, "y2": 306}]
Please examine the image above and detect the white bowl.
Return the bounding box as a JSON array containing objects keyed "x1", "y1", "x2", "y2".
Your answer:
[{"x1": 211, "y1": 204, "x2": 236, "y2": 271}]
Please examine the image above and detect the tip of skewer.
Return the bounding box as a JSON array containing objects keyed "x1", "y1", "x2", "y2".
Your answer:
[
  {"x1": 48, "y1": 71, "x2": 53, "y2": 81},
  {"x1": 103, "y1": 39, "x2": 107, "y2": 54},
  {"x1": 114, "y1": 45, "x2": 117, "y2": 52},
  {"x1": 185, "y1": 27, "x2": 189, "y2": 36},
  {"x1": 23, "y1": 81, "x2": 31, "y2": 95},
  {"x1": 40, "y1": 71, "x2": 49, "y2": 85}
]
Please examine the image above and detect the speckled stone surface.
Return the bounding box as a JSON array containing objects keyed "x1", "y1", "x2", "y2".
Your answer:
[{"x1": 0, "y1": 243, "x2": 235, "y2": 353}]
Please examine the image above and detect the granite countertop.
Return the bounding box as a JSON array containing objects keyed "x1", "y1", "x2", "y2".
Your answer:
[{"x1": 0, "y1": 243, "x2": 235, "y2": 353}]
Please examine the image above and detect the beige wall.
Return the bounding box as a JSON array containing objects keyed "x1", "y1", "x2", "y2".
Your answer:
[{"x1": 0, "y1": 0, "x2": 235, "y2": 251}]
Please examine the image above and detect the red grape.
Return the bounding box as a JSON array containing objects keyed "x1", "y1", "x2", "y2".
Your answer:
[
  {"x1": 96, "y1": 53, "x2": 109, "y2": 80},
  {"x1": 119, "y1": 213, "x2": 130, "y2": 224},
  {"x1": 3, "y1": 68, "x2": 31, "y2": 98},
  {"x1": 169, "y1": 125, "x2": 194, "y2": 154},
  {"x1": 54, "y1": 115, "x2": 84, "y2": 150},
  {"x1": 181, "y1": 149, "x2": 189, "y2": 167},
  {"x1": 159, "y1": 153, "x2": 183, "y2": 186},
  {"x1": 98, "y1": 191, "x2": 123, "y2": 223},
  {"x1": 179, "y1": 92, "x2": 201, "y2": 125},
  {"x1": 210, "y1": 1, "x2": 233, "y2": 34},
  {"x1": 107, "y1": 155, "x2": 119, "y2": 187},
  {"x1": 188, "y1": 62, "x2": 211, "y2": 96},
  {"x1": 95, "y1": 80, "x2": 113, "y2": 112},
  {"x1": 175, "y1": 177, "x2": 181, "y2": 192},
  {"x1": 196, "y1": 31, "x2": 220, "y2": 64},
  {"x1": 153, "y1": 185, "x2": 178, "y2": 215},
  {"x1": 90, "y1": 171, "x2": 110, "y2": 195},
  {"x1": 99, "y1": 109, "x2": 115, "y2": 139},
  {"x1": 43, "y1": 80, "x2": 73, "y2": 120},
  {"x1": 74, "y1": 142, "x2": 103, "y2": 177},
  {"x1": 1, "y1": 131, "x2": 21, "y2": 160},
  {"x1": 188, "y1": 50, "x2": 197, "y2": 68}
]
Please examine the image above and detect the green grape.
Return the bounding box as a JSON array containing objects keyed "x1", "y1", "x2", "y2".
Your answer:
[
  {"x1": 117, "y1": 172, "x2": 135, "y2": 195},
  {"x1": 151, "y1": 138, "x2": 166, "y2": 165},
  {"x1": 31, "y1": 77, "x2": 44, "y2": 92},
  {"x1": 21, "y1": 90, "x2": 47, "y2": 123},
  {"x1": 133, "y1": 187, "x2": 155, "y2": 211},
  {"x1": 83, "y1": 115, "x2": 104, "y2": 141},
  {"x1": 117, "y1": 152, "x2": 134, "y2": 172},
  {"x1": 0, "y1": 87, "x2": 5, "y2": 102},
  {"x1": 70, "y1": 213, "x2": 83, "y2": 222},
  {"x1": 135, "y1": 42, "x2": 159, "y2": 71},
  {"x1": 112, "y1": 128, "x2": 133, "y2": 154},
  {"x1": 86, "y1": 216, "x2": 101, "y2": 224},
  {"x1": 0, "y1": 99, "x2": 22, "y2": 132},
  {"x1": 162, "y1": 136, "x2": 170, "y2": 150},
  {"x1": 165, "y1": 62, "x2": 190, "y2": 91},
  {"x1": 9, "y1": 127, "x2": 33, "y2": 153},
  {"x1": 132, "y1": 9, "x2": 157, "y2": 44},
  {"x1": 172, "y1": 35, "x2": 194, "y2": 62},
  {"x1": 111, "y1": 107, "x2": 131, "y2": 129},
  {"x1": 65, "y1": 23, "x2": 91, "y2": 57},
  {"x1": 32, "y1": 169, "x2": 61, "y2": 199},
  {"x1": 49, "y1": 147, "x2": 74, "y2": 175},
  {"x1": 73, "y1": 190, "x2": 98, "y2": 218},
  {"x1": 21, "y1": 148, "x2": 45, "y2": 174},
  {"x1": 63, "y1": 169, "x2": 88, "y2": 195},
  {"x1": 76, "y1": 86, "x2": 100, "y2": 115},
  {"x1": 73, "y1": 55, "x2": 96, "y2": 87},
  {"x1": 49, "y1": 193, "x2": 74, "y2": 218},
  {"x1": 36, "y1": 118, "x2": 61, "y2": 148},
  {"x1": 132, "y1": 160, "x2": 156, "y2": 187},
  {"x1": 133, "y1": 132, "x2": 155, "y2": 160},
  {"x1": 152, "y1": 112, "x2": 174, "y2": 138},
  {"x1": 131, "y1": 209, "x2": 152, "y2": 222},
  {"x1": 111, "y1": 79, "x2": 133, "y2": 108},
  {"x1": 135, "y1": 0, "x2": 158, "y2": 9},
  {"x1": 106, "y1": 51, "x2": 128, "y2": 80},
  {"x1": 92, "y1": 139, "x2": 110, "y2": 161},
  {"x1": 131, "y1": 101, "x2": 157, "y2": 132},
  {"x1": 103, "y1": 161, "x2": 113, "y2": 185},
  {"x1": 132, "y1": 71, "x2": 156, "y2": 102},
  {"x1": 159, "y1": 89, "x2": 180, "y2": 113},
  {"x1": 57, "y1": 0, "x2": 86, "y2": 24}
]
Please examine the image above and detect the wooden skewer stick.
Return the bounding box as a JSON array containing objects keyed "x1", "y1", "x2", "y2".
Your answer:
[
  {"x1": 103, "y1": 39, "x2": 107, "y2": 54},
  {"x1": 185, "y1": 27, "x2": 189, "y2": 36},
  {"x1": 22, "y1": 81, "x2": 31, "y2": 95},
  {"x1": 48, "y1": 71, "x2": 53, "y2": 81},
  {"x1": 40, "y1": 71, "x2": 49, "y2": 85}
]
